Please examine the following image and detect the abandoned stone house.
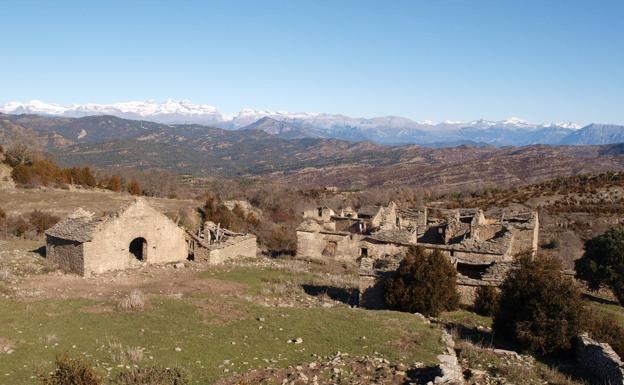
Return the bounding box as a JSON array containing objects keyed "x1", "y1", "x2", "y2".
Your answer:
[
  {"x1": 46, "y1": 198, "x2": 257, "y2": 276},
  {"x1": 296, "y1": 203, "x2": 539, "y2": 306},
  {"x1": 45, "y1": 199, "x2": 188, "y2": 276}
]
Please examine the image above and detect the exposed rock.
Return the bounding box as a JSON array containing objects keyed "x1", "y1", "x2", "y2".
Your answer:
[{"x1": 575, "y1": 333, "x2": 624, "y2": 385}]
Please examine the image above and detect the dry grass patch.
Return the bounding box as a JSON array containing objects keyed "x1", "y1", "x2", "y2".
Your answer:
[
  {"x1": 0, "y1": 268, "x2": 12, "y2": 281},
  {"x1": 41, "y1": 334, "x2": 59, "y2": 345},
  {"x1": 118, "y1": 290, "x2": 146, "y2": 311},
  {"x1": 109, "y1": 341, "x2": 145, "y2": 364},
  {"x1": 112, "y1": 367, "x2": 188, "y2": 385},
  {"x1": 39, "y1": 353, "x2": 102, "y2": 385},
  {"x1": 0, "y1": 336, "x2": 15, "y2": 354}
]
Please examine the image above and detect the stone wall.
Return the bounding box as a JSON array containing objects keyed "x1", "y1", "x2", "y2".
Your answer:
[
  {"x1": 296, "y1": 230, "x2": 361, "y2": 262},
  {"x1": 358, "y1": 252, "x2": 404, "y2": 309},
  {"x1": 363, "y1": 241, "x2": 409, "y2": 260},
  {"x1": 508, "y1": 214, "x2": 539, "y2": 256},
  {"x1": 575, "y1": 333, "x2": 624, "y2": 384},
  {"x1": 82, "y1": 201, "x2": 187, "y2": 276},
  {"x1": 46, "y1": 236, "x2": 84, "y2": 275},
  {"x1": 204, "y1": 235, "x2": 258, "y2": 265},
  {"x1": 470, "y1": 224, "x2": 501, "y2": 242}
]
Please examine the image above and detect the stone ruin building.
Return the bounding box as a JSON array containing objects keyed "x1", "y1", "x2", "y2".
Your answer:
[
  {"x1": 46, "y1": 199, "x2": 188, "y2": 276},
  {"x1": 296, "y1": 202, "x2": 539, "y2": 306},
  {"x1": 46, "y1": 198, "x2": 257, "y2": 276},
  {"x1": 186, "y1": 220, "x2": 257, "y2": 264}
]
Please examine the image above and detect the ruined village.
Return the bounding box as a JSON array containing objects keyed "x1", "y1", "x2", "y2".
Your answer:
[
  {"x1": 3, "y1": 167, "x2": 624, "y2": 385},
  {"x1": 3, "y1": 2, "x2": 624, "y2": 383}
]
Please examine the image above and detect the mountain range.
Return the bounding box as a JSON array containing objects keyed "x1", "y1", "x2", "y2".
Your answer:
[
  {"x1": 3, "y1": 112, "x2": 624, "y2": 190},
  {"x1": 3, "y1": 99, "x2": 624, "y2": 147}
]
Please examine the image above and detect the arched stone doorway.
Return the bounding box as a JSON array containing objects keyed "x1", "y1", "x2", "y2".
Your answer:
[{"x1": 129, "y1": 237, "x2": 147, "y2": 261}]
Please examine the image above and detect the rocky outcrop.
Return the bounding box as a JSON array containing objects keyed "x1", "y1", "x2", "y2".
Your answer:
[
  {"x1": 575, "y1": 333, "x2": 624, "y2": 384},
  {"x1": 433, "y1": 330, "x2": 464, "y2": 385}
]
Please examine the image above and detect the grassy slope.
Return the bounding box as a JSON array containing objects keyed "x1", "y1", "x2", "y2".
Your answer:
[
  {"x1": 0, "y1": 188, "x2": 197, "y2": 217},
  {"x1": 588, "y1": 301, "x2": 624, "y2": 324},
  {"x1": 0, "y1": 267, "x2": 442, "y2": 385}
]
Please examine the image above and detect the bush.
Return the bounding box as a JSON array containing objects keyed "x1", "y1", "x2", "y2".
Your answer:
[
  {"x1": 106, "y1": 175, "x2": 123, "y2": 192},
  {"x1": 7, "y1": 217, "x2": 30, "y2": 237},
  {"x1": 493, "y1": 254, "x2": 583, "y2": 355},
  {"x1": 542, "y1": 238, "x2": 560, "y2": 249},
  {"x1": 262, "y1": 224, "x2": 297, "y2": 256},
  {"x1": 383, "y1": 246, "x2": 459, "y2": 317},
  {"x1": 581, "y1": 310, "x2": 624, "y2": 358},
  {"x1": 473, "y1": 286, "x2": 499, "y2": 316},
  {"x1": 575, "y1": 227, "x2": 624, "y2": 305},
  {"x1": 128, "y1": 180, "x2": 142, "y2": 196},
  {"x1": 28, "y1": 210, "x2": 60, "y2": 235},
  {"x1": 112, "y1": 367, "x2": 188, "y2": 385},
  {"x1": 39, "y1": 353, "x2": 102, "y2": 385}
]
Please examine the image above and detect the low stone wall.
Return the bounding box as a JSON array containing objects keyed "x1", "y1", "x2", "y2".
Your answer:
[
  {"x1": 205, "y1": 235, "x2": 258, "y2": 265},
  {"x1": 575, "y1": 333, "x2": 624, "y2": 384}
]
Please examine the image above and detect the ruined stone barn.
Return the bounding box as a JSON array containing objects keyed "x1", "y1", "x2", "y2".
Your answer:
[
  {"x1": 186, "y1": 220, "x2": 257, "y2": 264},
  {"x1": 45, "y1": 199, "x2": 187, "y2": 276},
  {"x1": 295, "y1": 203, "x2": 539, "y2": 307}
]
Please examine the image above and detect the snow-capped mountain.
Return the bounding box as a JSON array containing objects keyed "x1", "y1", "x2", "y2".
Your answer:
[
  {"x1": 559, "y1": 124, "x2": 624, "y2": 146},
  {"x1": 1, "y1": 99, "x2": 225, "y2": 126},
  {"x1": 3, "y1": 99, "x2": 617, "y2": 146}
]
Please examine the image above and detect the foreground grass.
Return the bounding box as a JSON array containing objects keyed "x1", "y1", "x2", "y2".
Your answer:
[
  {"x1": 203, "y1": 267, "x2": 318, "y2": 295},
  {"x1": 0, "y1": 278, "x2": 441, "y2": 385}
]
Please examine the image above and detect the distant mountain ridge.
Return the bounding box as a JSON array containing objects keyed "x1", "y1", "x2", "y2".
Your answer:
[
  {"x1": 2, "y1": 100, "x2": 624, "y2": 146},
  {"x1": 3, "y1": 112, "x2": 624, "y2": 190}
]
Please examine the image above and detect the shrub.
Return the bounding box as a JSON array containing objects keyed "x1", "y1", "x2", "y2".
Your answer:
[
  {"x1": 581, "y1": 310, "x2": 624, "y2": 357},
  {"x1": 493, "y1": 254, "x2": 583, "y2": 355},
  {"x1": 575, "y1": 227, "x2": 624, "y2": 305},
  {"x1": 473, "y1": 286, "x2": 499, "y2": 316},
  {"x1": 28, "y1": 210, "x2": 60, "y2": 235},
  {"x1": 39, "y1": 353, "x2": 102, "y2": 385},
  {"x1": 9, "y1": 157, "x2": 98, "y2": 189},
  {"x1": 542, "y1": 238, "x2": 560, "y2": 249},
  {"x1": 118, "y1": 290, "x2": 146, "y2": 311},
  {"x1": 383, "y1": 246, "x2": 459, "y2": 317},
  {"x1": 106, "y1": 175, "x2": 123, "y2": 192},
  {"x1": 112, "y1": 367, "x2": 188, "y2": 385},
  {"x1": 8, "y1": 217, "x2": 30, "y2": 237},
  {"x1": 128, "y1": 180, "x2": 142, "y2": 196},
  {"x1": 262, "y1": 224, "x2": 297, "y2": 256}
]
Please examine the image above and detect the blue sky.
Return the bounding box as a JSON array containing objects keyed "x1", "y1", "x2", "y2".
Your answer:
[{"x1": 0, "y1": 0, "x2": 622, "y2": 124}]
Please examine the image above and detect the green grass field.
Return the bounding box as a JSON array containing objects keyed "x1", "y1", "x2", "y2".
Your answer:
[{"x1": 0, "y1": 267, "x2": 442, "y2": 385}]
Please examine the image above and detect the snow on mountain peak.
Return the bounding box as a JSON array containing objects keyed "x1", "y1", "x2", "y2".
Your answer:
[
  {"x1": 555, "y1": 121, "x2": 582, "y2": 130},
  {"x1": 0, "y1": 99, "x2": 585, "y2": 135},
  {"x1": 502, "y1": 117, "x2": 529, "y2": 125}
]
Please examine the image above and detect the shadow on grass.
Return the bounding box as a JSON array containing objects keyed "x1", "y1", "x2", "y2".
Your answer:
[
  {"x1": 582, "y1": 292, "x2": 619, "y2": 306},
  {"x1": 404, "y1": 365, "x2": 442, "y2": 384},
  {"x1": 537, "y1": 350, "x2": 595, "y2": 385},
  {"x1": 301, "y1": 284, "x2": 359, "y2": 305},
  {"x1": 31, "y1": 245, "x2": 46, "y2": 257}
]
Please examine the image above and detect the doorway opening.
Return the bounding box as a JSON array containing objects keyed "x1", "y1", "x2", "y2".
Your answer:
[{"x1": 129, "y1": 237, "x2": 147, "y2": 261}]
